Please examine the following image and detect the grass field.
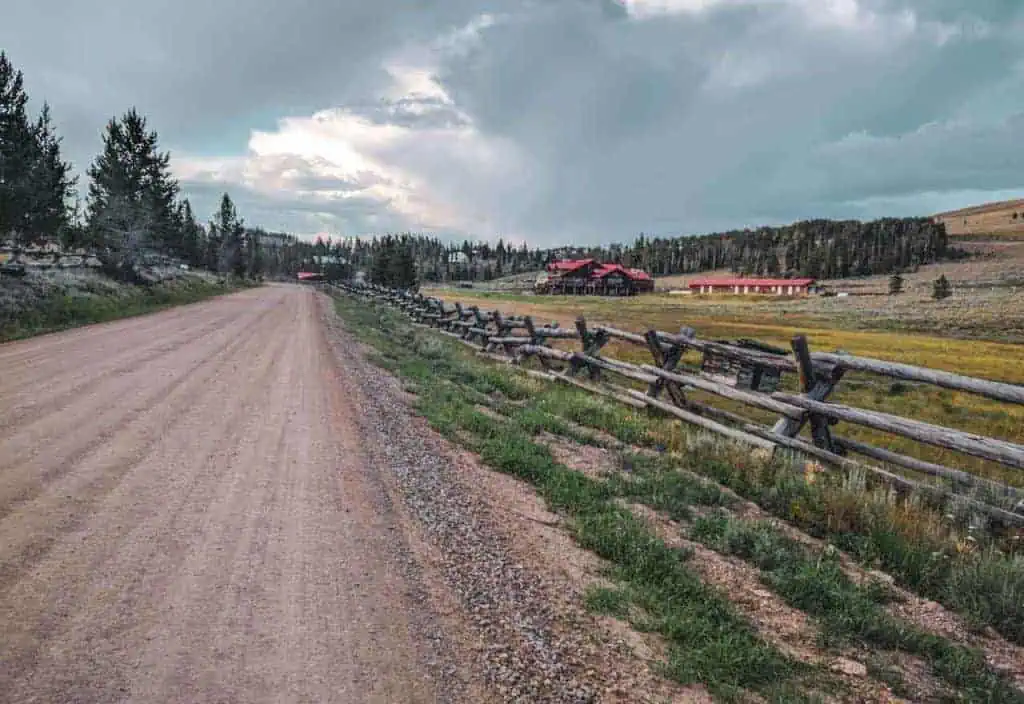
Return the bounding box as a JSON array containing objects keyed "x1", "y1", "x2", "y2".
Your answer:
[
  {"x1": 419, "y1": 287, "x2": 1024, "y2": 489},
  {"x1": 333, "y1": 292, "x2": 1024, "y2": 702},
  {"x1": 444, "y1": 238, "x2": 1024, "y2": 343}
]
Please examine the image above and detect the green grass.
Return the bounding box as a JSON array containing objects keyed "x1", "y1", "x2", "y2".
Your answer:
[
  {"x1": 334, "y1": 294, "x2": 811, "y2": 700},
  {"x1": 0, "y1": 276, "x2": 244, "y2": 342},
  {"x1": 343, "y1": 293, "x2": 1024, "y2": 648},
  {"x1": 422, "y1": 288, "x2": 1024, "y2": 486},
  {"x1": 692, "y1": 515, "x2": 1024, "y2": 702},
  {"x1": 529, "y1": 394, "x2": 1024, "y2": 651},
  {"x1": 669, "y1": 441, "x2": 1024, "y2": 647},
  {"x1": 333, "y1": 292, "x2": 1024, "y2": 700},
  {"x1": 605, "y1": 452, "x2": 736, "y2": 522}
]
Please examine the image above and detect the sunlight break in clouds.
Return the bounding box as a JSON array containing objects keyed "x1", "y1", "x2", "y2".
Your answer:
[
  {"x1": 172, "y1": 13, "x2": 524, "y2": 239},
  {"x1": 175, "y1": 72, "x2": 512, "y2": 236}
]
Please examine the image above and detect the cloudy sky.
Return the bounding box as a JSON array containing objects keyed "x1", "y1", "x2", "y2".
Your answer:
[{"x1": 4, "y1": 0, "x2": 1024, "y2": 244}]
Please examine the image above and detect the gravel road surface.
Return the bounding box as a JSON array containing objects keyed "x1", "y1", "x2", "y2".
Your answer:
[{"x1": 0, "y1": 286, "x2": 442, "y2": 703}]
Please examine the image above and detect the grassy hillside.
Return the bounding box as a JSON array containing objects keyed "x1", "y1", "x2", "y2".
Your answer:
[
  {"x1": 934, "y1": 198, "x2": 1024, "y2": 237},
  {"x1": 0, "y1": 268, "x2": 246, "y2": 342}
]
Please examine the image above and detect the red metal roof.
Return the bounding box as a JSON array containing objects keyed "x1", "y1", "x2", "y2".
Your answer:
[
  {"x1": 688, "y1": 277, "x2": 815, "y2": 288},
  {"x1": 546, "y1": 259, "x2": 653, "y2": 282},
  {"x1": 591, "y1": 264, "x2": 653, "y2": 281},
  {"x1": 547, "y1": 258, "x2": 595, "y2": 272},
  {"x1": 591, "y1": 263, "x2": 625, "y2": 278}
]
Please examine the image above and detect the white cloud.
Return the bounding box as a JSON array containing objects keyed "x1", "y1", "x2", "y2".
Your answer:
[
  {"x1": 162, "y1": 1, "x2": 1024, "y2": 244},
  {"x1": 174, "y1": 35, "x2": 530, "y2": 240},
  {"x1": 621, "y1": 0, "x2": 918, "y2": 39}
]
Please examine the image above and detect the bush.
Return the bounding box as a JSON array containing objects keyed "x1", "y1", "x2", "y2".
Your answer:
[{"x1": 933, "y1": 274, "x2": 952, "y2": 300}]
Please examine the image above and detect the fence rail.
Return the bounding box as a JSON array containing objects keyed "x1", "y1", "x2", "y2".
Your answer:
[{"x1": 335, "y1": 282, "x2": 1024, "y2": 526}]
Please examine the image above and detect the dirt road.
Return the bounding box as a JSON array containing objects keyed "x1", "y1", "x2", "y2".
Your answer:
[{"x1": 0, "y1": 286, "x2": 439, "y2": 703}]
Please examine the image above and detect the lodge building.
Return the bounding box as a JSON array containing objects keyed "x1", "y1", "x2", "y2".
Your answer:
[{"x1": 538, "y1": 259, "x2": 655, "y2": 296}]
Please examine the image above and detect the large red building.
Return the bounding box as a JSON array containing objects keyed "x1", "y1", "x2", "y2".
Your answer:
[
  {"x1": 539, "y1": 259, "x2": 654, "y2": 296},
  {"x1": 687, "y1": 277, "x2": 816, "y2": 296}
]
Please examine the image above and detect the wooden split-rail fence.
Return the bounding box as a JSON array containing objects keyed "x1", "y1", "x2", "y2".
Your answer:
[{"x1": 336, "y1": 283, "x2": 1024, "y2": 526}]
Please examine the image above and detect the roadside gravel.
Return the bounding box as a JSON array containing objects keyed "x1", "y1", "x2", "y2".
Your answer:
[{"x1": 319, "y1": 294, "x2": 684, "y2": 703}]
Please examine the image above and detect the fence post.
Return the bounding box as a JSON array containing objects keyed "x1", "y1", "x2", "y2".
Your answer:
[
  {"x1": 772, "y1": 335, "x2": 844, "y2": 451},
  {"x1": 571, "y1": 316, "x2": 608, "y2": 380},
  {"x1": 471, "y1": 307, "x2": 490, "y2": 349},
  {"x1": 489, "y1": 310, "x2": 504, "y2": 354},
  {"x1": 523, "y1": 316, "x2": 553, "y2": 370},
  {"x1": 645, "y1": 328, "x2": 687, "y2": 406},
  {"x1": 569, "y1": 317, "x2": 591, "y2": 378}
]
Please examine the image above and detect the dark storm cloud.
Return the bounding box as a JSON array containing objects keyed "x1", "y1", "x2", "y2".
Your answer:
[
  {"x1": 1, "y1": 0, "x2": 501, "y2": 164},
  {"x1": 4, "y1": 0, "x2": 1024, "y2": 243}
]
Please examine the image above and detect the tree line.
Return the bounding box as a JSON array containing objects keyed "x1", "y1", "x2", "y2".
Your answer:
[
  {"x1": 0, "y1": 51, "x2": 317, "y2": 282},
  {"x1": 322, "y1": 215, "x2": 951, "y2": 287},
  {"x1": 548, "y1": 218, "x2": 950, "y2": 280}
]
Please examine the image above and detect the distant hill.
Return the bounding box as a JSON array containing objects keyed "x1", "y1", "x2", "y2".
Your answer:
[{"x1": 933, "y1": 198, "x2": 1024, "y2": 237}]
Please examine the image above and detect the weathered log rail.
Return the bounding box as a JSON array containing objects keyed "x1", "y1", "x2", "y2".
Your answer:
[{"x1": 336, "y1": 282, "x2": 1024, "y2": 526}]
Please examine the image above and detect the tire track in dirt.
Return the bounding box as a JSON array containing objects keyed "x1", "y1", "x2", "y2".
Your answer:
[
  {"x1": 0, "y1": 305, "x2": 242, "y2": 428},
  {"x1": 0, "y1": 295, "x2": 274, "y2": 459},
  {"x1": 0, "y1": 298, "x2": 282, "y2": 527},
  {"x1": 0, "y1": 285, "x2": 443, "y2": 703},
  {"x1": 0, "y1": 302, "x2": 292, "y2": 694},
  {"x1": 0, "y1": 294, "x2": 292, "y2": 594},
  {"x1": 0, "y1": 295, "x2": 237, "y2": 384}
]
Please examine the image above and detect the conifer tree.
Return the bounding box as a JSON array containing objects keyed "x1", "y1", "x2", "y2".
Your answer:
[
  {"x1": 86, "y1": 109, "x2": 180, "y2": 258},
  {"x1": 244, "y1": 228, "x2": 263, "y2": 279},
  {"x1": 177, "y1": 199, "x2": 205, "y2": 267},
  {"x1": 214, "y1": 193, "x2": 245, "y2": 277},
  {"x1": 0, "y1": 52, "x2": 56, "y2": 246},
  {"x1": 26, "y1": 103, "x2": 75, "y2": 242}
]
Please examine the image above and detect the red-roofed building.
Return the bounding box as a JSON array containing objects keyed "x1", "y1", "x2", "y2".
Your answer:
[
  {"x1": 687, "y1": 277, "x2": 816, "y2": 296},
  {"x1": 546, "y1": 258, "x2": 597, "y2": 274},
  {"x1": 539, "y1": 259, "x2": 654, "y2": 296}
]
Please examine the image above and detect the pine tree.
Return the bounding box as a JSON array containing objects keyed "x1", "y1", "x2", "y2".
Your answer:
[
  {"x1": 86, "y1": 109, "x2": 180, "y2": 259},
  {"x1": 370, "y1": 235, "x2": 393, "y2": 285},
  {"x1": 205, "y1": 222, "x2": 222, "y2": 272},
  {"x1": 243, "y1": 227, "x2": 263, "y2": 279},
  {"x1": 177, "y1": 199, "x2": 205, "y2": 267},
  {"x1": 932, "y1": 274, "x2": 952, "y2": 301},
  {"x1": 0, "y1": 52, "x2": 37, "y2": 244},
  {"x1": 25, "y1": 103, "x2": 75, "y2": 243},
  {"x1": 214, "y1": 193, "x2": 245, "y2": 277},
  {"x1": 389, "y1": 236, "x2": 418, "y2": 289}
]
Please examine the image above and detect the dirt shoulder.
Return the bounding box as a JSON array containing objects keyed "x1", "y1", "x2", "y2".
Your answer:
[{"x1": 319, "y1": 293, "x2": 702, "y2": 703}]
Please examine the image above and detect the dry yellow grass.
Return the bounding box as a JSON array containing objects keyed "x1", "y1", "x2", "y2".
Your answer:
[
  {"x1": 934, "y1": 198, "x2": 1024, "y2": 236},
  {"x1": 425, "y1": 290, "x2": 1023, "y2": 381},
  {"x1": 422, "y1": 287, "x2": 1024, "y2": 487}
]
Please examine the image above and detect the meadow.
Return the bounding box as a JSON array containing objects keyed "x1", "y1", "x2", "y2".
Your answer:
[{"x1": 420, "y1": 286, "x2": 1024, "y2": 489}]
